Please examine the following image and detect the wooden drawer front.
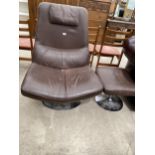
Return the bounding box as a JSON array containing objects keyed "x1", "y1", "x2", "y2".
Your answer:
[{"x1": 79, "y1": 0, "x2": 110, "y2": 12}]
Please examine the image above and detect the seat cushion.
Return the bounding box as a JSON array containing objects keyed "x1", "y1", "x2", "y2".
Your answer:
[
  {"x1": 89, "y1": 43, "x2": 95, "y2": 53},
  {"x1": 96, "y1": 45, "x2": 121, "y2": 56},
  {"x1": 19, "y1": 38, "x2": 35, "y2": 49},
  {"x1": 97, "y1": 67, "x2": 135, "y2": 96},
  {"x1": 21, "y1": 63, "x2": 103, "y2": 103},
  {"x1": 89, "y1": 44, "x2": 121, "y2": 56}
]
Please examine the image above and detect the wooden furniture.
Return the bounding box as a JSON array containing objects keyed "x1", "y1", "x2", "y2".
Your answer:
[
  {"x1": 94, "y1": 19, "x2": 135, "y2": 68},
  {"x1": 88, "y1": 23, "x2": 101, "y2": 65},
  {"x1": 19, "y1": 20, "x2": 34, "y2": 61},
  {"x1": 78, "y1": 0, "x2": 111, "y2": 43},
  {"x1": 77, "y1": 0, "x2": 111, "y2": 65},
  {"x1": 77, "y1": 1, "x2": 111, "y2": 65},
  {"x1": 130, "y1": 8, "x2": 135, "y2": 22},
  {"x1": 108, "y1": 0, "x2": 118, "y2": 18}
]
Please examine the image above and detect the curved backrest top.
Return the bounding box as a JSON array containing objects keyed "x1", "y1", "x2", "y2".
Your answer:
[
  {"x1": 35, "y1": 2, "x2": 88, "y2": 49},
  {"x1": 33, "y1": 2, "x2": 89, "y2": 69},
  {"x1": 123, "y1": 36, "x2": 135, "y2": 64}
]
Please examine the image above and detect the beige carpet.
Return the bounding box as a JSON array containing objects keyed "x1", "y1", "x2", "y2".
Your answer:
[{"x1": 19, "y1": 61, "x2": 134, "y2": 155}]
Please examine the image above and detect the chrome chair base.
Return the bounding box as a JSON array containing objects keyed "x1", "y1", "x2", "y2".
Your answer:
[
  {"x1": 95, "y1": 94, "x2": 123, "y2": 111},
  {"x1": 42, "y1": 101, "x2": 80, "y2": 110}
]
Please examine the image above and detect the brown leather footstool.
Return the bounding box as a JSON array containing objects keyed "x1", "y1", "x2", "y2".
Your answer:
[{"x1": 95, "y1": 66, "x2": 135, "y2": 111}]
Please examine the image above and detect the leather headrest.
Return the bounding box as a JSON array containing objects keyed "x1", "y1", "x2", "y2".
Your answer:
[{"x1": 49, "y1": 4, "x2": 79, "y2": 26}]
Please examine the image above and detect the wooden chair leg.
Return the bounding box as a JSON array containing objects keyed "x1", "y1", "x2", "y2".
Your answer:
[
  {"x1": 117, "y1": 52, "x2": 124, "y2": 67},
  {"x1": 91, "y1": 53, "x2": 95, "y2": 67},
  {"x1": 110, "y1": 56, "x2": 114, "y2": 64},
  {"x1": 95, "y1": 53, "x2": 101, "y2": 72},
  {"x1": 89, "y1": 53, "x2": 93, "y2": 66}
]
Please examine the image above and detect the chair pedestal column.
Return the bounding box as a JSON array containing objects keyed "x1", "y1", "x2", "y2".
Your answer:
[
  {"x1": 95, "y1": 94, "x2": 123, "y2": 111},
  {"x1": 42, "y1": 101, "x2": 80, "y2": 110}
]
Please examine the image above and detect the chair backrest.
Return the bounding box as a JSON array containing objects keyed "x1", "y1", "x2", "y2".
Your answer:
[
  {"x1": 94, "y1": 19, "x2": 135, "y2": 68},
  {"x1": 88, "y1": 21, "x2": 101, "y2": 45},
  {"x1": 28, "y1": 0, "x2": 111, "y2": 43},
  {"x1": 28, "y1": 0, "x2": 79, "y2": 37},
  {"x1": 78, "y1": 0, "x2": 111, "y2": 44},
  {"x1": 33, "y1": 2, "x2": 89, "y2": 69},
  {"x1": 102, "y1": 19, "x2": 135, "y2": 47}
]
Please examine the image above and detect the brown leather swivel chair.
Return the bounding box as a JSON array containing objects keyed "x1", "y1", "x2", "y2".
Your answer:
[
  {"x1": 123, "y1": 36, "x2": 135, "y2": 105},
  {"x1": 21, "y1": 2, "x2": 103, "y2": 109},
  {"x1": 95, "y1": 36, "x2": 135, "y2": 111}
]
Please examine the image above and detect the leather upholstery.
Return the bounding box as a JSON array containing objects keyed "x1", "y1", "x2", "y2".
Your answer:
[
  {"x1": 97, "y1": 67, "x2": 135, "y2": 96},
  {"x1": 34, "y1": 3, "x2": 89, "y2": 68},
  {"x1": 21, "y1": 2, "x2": 103, "y2": 103},
  {"x1": 96, "y1": 36, "x2": 135, "y2": 97},
  {"x1": 123, "y1": 36, "x2": 135, "y2": 65},
  {"x1": 49, "y1": 4, "x2": 79, "y2": 26},
  {"x1": 36, "y1": 3, "x2": 88, "y2": 50},
  {"x1": 123, "y1": 36, "x2": 135, "y2": 81},
  {"x1": 22, "y1": 63, "x2": 102, "y2": 102},
  {"x1": 33, "y1": 41, "x2": 89, "y2": 69}
]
